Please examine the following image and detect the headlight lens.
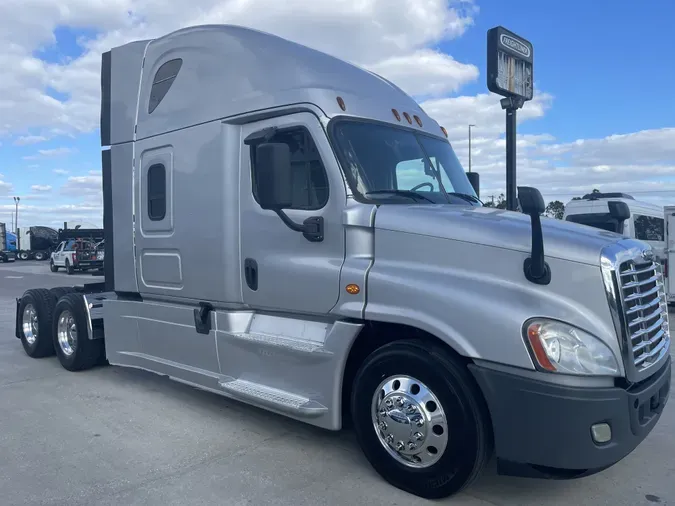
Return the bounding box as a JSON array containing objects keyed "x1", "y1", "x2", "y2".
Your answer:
[{"x1": 524, "y1": 319, "x2": 620, "y2": 376}]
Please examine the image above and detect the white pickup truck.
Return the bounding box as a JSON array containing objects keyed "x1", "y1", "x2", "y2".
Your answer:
[{"x1": 50, "y1": 239, "x2": 104, "y2": 274}]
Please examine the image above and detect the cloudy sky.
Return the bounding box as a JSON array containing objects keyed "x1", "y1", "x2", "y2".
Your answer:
[{"x1": 1, "y1": 0, "x2": 674, "y2": 228}]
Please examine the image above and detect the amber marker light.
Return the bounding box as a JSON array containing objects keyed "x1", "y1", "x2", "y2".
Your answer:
[
  {"x1": 526, "y1": 323, "x2": 556, "y2": 372},
  {"x1": 336, "y1": 96, "x2": 346, "y2": 111},
  {"x1": 392, "y1": 108, "x2": 401, "y2": 121},
  {"x1": 345, "y1": 284, "x2": 360, "y2": 295}
]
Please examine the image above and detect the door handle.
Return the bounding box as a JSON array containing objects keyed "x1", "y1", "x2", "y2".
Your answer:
[{"x1": 244, "y1": 258, "x2": 258, "y2": 291}]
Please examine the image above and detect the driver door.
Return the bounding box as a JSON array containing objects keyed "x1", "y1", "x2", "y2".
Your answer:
[{"x1": 239, "y1": 112, "x2": 347, "y2": 315}]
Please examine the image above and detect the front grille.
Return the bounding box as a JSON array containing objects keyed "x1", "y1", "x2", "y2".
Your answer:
[{"x1": 618, "y1": 258, "x2": 670, "y2": 374}]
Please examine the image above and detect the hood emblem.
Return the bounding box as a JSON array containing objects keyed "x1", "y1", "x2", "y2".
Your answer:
[{"x1": 641, "y1": 249, "x2": 654, "y2": 261}]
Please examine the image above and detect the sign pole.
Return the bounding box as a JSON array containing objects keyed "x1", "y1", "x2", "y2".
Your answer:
[
  {"x1": 502, "y1": 96, "x2": 524, "y2": 211},
  {"x1": 487, "y1": 26, "x2": 534, "y2": 212}
]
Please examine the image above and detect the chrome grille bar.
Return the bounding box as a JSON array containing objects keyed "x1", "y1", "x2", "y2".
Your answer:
[{"x1": 601, "y1": 242, "x2": 670, "y2": 383}]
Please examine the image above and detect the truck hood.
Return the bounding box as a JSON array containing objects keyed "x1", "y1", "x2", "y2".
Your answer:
[{"x1": 374, "y1": 204, "x2": 627, "y2": 266}]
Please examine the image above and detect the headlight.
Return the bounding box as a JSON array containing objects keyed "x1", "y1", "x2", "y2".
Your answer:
[{"x1": 523, "y1": 318, "x2": 620, "y2": 376}]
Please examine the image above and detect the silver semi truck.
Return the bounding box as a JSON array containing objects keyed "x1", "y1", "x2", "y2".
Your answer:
[{"x1": 14, "y1": 24, "x2": 671, "y2": 499}]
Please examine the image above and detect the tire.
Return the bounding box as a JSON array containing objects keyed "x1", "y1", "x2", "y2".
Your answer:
[
  {"x1": 350, "y1": 339, "x2": 493, "y2": 500},
  {"x1": 34, "y1": 251, "x2": 46, "y2": 261},
  {"x1": 52, "y1": 293, "x2": 104, "y2": 371},
  {"x1": 50, "y1": 286, "x2": 77, "y2": 299},
  {"x1": 18, "y1": 251, "x2": 29, "y2": 261},
  {"x1": 17, "y1": 288, "x2": 58, "y2": 358},
  {"x1": 65, "y1": 259, "x2": 74, "y2": 275},
  {"x1": 50, "y1": 260, "x2": 58, "y2": 272}
]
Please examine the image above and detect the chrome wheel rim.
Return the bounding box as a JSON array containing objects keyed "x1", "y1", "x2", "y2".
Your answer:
[
  {"x1": 22, "y1": 304, "x2": 38, "y2": 345},
  {"x1": 371, "y1": 375, "x2": 449, "y2": 468},
  {"x1": 57, "y1": 310, "x2": 77, "y2": 356}
]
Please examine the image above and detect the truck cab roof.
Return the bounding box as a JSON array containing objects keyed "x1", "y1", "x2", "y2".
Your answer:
[{"x1": 103, "y1": 24, "x2": 447, "y2": 146}]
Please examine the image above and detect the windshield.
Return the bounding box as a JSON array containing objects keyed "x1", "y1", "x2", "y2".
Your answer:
[{"x1": 331, "y1": 120, "x2": 480, "y2": 205}]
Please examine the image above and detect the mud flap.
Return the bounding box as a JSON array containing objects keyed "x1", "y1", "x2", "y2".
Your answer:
[{"x1": 15, "y1": 297, "x2": 22, "y2": 339}]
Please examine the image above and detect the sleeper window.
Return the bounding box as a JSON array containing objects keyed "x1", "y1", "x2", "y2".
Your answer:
[
  {"x1": 147, "y1": 163, "x2": 166, "y2": 221},
  {"x1": 250, "y1": 127, "x2": 329, "y2": 210}
]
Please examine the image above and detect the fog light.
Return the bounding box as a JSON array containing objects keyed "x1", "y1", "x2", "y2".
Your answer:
[{"x1": 591, "y1": 423, "x2": 612, "y2": 444}]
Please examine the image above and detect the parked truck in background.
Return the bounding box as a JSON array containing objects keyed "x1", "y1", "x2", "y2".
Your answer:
[
  {"x1": 15, "y1": 225, "x2": 104, "y2": 264},
  {"x1": 564, "y1": 192, "x2": 666, "y2": 262},
  {"x1": 12, "y1": 25, "x2": 671, "y2": 499},
  {"x1": 15, "y1": 225, "x2": 60, "y2": 261},
  {"x1": 0, "y1": 223, "x2": 17, "y2": 262}
]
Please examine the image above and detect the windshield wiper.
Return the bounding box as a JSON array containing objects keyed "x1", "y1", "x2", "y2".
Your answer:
[
  {"x1": 365, "y1": 190, "x2": 436, "y2": 203},
  {"x1": 446, "y1": 192, "x2": 483, "y2": 205}
]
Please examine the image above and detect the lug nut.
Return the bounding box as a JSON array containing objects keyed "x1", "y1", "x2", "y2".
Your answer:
[
  {"x1": 406, "y1": 404, "x2": 416, "y2": 413},
  {"x1": 378, "y1": 421, "x2": 387, "y2": 431},
  {"x1": 385, "y1": 399, "x2": 393, "y2": 408},
  {"x1": 396, "y1": 441, "x2": 405, "y2": 451},
  {"x1": 408, "y1": 442, "x2": 417, "y2": 450},
  {"x1": 396, "y1": 397, "x2": 405, "y2": 407},
  {"x1": 379, "y1": 408, "x2": 387, "y2": 417},
  {"x1": 386, "y1": 434, "x2": 394, "y2": 443},
  {"x1": 414, "y1": 432, "x2": 424, "y2": 441},
  {"x1": 416, "y1": 419, "x2": 424, "y2": 427}
]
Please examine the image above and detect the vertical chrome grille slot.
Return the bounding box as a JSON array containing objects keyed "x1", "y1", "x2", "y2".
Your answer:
[{"x1": 601, "y1": 243, "x2": 670, "y2": 383}]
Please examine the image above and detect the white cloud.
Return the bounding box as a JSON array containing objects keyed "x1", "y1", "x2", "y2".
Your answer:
[
  {"x1": 14, "y1": 135, "x2": 48, "y2": 145},
  {"x1": 53, "y1": 169, "x2": 69, "y2": 175},
  {"x1": 368, "y1": 49, "x2": 479, "y2": 98},
  {"x1": 31, "y1": 184, "x2": 52, "y2": 192},
  {"x1": 0, "y1": 179, "x2": 13, "y2": 195},
  {"x1": 60, "y1": 174, "x2": 102, "y2": 197},
  {"x1": 23, "y1": 147, "x2": 76, "y2": 160}
]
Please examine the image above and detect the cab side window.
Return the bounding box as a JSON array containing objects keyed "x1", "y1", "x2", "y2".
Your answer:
[{"x1": 250, "y1": 127, "x2": 329, "y2": 210}]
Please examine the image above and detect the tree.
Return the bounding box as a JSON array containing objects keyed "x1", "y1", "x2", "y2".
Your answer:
[
  {"x1": 483, "y1": 193, "x2": 507, "y2": 209},
  {"x1": 544, "y1": 200, "x2": 565, "y2": 220}
]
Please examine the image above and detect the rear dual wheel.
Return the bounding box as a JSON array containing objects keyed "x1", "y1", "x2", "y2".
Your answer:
[
  {"x1": 19, "y1": 289, "x2": 57, "y2": 358},
  {"x1": 350, "y1": 340, "x2": 493, "y2": 499},
  {"x1": 52, "y1": 293, "x2": 104, "y2": 371},
  {"x1": 18, "y1": 288, "x2": 103, "y2": 371}
]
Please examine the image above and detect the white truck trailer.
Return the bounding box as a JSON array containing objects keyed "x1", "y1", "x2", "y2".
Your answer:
[{"x1": 13, "y1": 25, "x2": 671, "y2": 499}]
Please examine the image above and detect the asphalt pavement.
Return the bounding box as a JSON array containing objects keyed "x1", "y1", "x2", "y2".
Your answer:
[{"x1": 0, "y1": 261, "x2": 673, "y2": 505}]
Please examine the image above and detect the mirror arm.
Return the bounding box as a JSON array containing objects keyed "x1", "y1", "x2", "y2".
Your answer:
[
  {"x1": 273, "y1": 209, "x2": 324, "y2": 243},
  {"x1": 523, "y1": 212, "x2": 551, "y2": 285}
]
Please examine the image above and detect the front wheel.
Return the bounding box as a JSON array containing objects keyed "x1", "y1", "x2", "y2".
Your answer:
[
  {"x1": 50, "y1": 260, "x2": 58, "y2": 272},
  {"x1": 34, "y1": 251, "x2": 46, "y2": 261},
  {"x1": 350, "y1": 340, "x2": 493, "y2": 499}
]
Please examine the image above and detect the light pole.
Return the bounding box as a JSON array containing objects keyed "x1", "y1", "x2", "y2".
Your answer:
[
  {"x1": 468, "y1": 124, "x2": 476, "y2": 172},
  {"x1": 13, "y1": 196, "x2": 20, "y2": 235}
]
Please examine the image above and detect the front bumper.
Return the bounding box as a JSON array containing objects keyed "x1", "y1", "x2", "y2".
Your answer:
[{"x1": 469, "y1": 357, "x2": 671, "y2": 478}]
